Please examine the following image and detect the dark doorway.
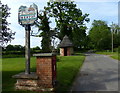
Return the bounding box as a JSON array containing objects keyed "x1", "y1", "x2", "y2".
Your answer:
[{"x1": 64, "y1": 48, "x2": 67, "y2": 56}]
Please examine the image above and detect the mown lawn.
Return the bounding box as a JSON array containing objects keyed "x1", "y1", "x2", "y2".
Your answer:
[
  {"x1": 96, "y1": 52, "x2": 120, "y2": 61},
  {"x1": 2, "y1": 57, "x2": 36, "y2": 93},
  {"x1": 2, "y1": 54, "x2": 85, "y2": 93}
]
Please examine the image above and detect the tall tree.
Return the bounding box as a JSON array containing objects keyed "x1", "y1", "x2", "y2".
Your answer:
[
  {"x1": 0, "y1": 1, "x2": 15, "y2": 46},
  {"x1": 89, "y1": 20, "x2": 111, "y2": 50},
  {"x1": 110, "y1": 23, "x2": 120, "y2": 48},
  {"x1": 36, "y1": 10, "x2": 52, "y2": 52},
  {"x1": 46, "y1": 1, "x2": 89, "y2": 48}
]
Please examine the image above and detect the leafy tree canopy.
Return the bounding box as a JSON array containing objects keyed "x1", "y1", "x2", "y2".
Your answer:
[
  {"x1": 89, "y1": 20, "x2": 111, "y2": 50},
  {"x1": 45, "y1": 1, "x2": 89, "y2": 49},
  {"x1": 110, "y1": 23, "x2": 120, "y2": 48},
  {"x1": 0, "y1": 1, "x2": 15, "y2": 46},
  {"x1": 36, "y1": 10, "x2": 52, "y2": 52}
]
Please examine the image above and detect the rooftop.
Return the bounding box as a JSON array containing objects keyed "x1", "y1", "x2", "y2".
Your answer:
[{"x1": 59, "y1": 35, "x2": 73, "y2": 48}]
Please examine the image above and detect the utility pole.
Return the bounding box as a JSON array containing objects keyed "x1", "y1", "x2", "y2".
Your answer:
[
  {"x1": 111, "y1": 22, "x2": 114, "y2": 53},
  {"x1": 112, "y1": 29, "x2": 113, "y2": 53}
]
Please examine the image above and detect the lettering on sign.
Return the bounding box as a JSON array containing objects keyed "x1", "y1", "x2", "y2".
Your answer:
[{"x1": 18, "y1": 3, "x2": 38, "y2": 25}]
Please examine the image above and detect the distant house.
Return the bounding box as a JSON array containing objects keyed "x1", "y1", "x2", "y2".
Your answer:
[{"x1": 59, "y1": 35, "x2": 74, "y2": 56}]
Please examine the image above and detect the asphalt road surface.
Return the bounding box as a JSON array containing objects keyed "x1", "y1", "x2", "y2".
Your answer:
[{"x1": 71, "y1": 53, "x2": 119, "y2": 93}]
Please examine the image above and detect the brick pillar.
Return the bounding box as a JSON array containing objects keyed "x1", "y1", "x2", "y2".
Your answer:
[{"x1": 34, "y1": 53, "x2": 57, "y2": 90}]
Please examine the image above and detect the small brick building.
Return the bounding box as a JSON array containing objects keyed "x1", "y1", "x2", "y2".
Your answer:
[{"x1": 59, "y1": 35, "x2": 73, "y2": 56}]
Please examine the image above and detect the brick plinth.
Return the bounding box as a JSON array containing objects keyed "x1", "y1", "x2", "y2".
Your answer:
[
  {"x1": 34, "y1": 53, "x2": 57, "y2": 90},
  {"x1": 36, "y1": 57, "x2": 53, "y2": 88},
  {"x1": 12, "y1": 53, "x2": 57, "y2": 92},
  {"x1": 12, "y1": 72, "x2": 43, "y2": 91}
]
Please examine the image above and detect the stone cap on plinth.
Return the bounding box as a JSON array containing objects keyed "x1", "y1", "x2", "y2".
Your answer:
[
  {"x1": 33, "y1": 53, "x2": 56, "y2": 57},
  {"x1": 12, "y1": 72, "x2": 38, "y2": 79}
]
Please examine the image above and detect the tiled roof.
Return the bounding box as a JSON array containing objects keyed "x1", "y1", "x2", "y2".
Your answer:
[{"x1": 59, "y1": 35, "x2": 73, "y2": 48}]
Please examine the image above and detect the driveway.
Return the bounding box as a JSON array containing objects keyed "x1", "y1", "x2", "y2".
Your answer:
[{"x1": 71, "y1": 53, "x2": 119, "y2": 93}]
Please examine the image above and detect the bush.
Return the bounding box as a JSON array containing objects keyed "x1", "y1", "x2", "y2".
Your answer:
[
  {"x1": 113, "y1": 48, "x2": 118, "y2": 52},
  {"x1": 2, "y1": 45, "x2": 42, "y2": 58},
  {"x1": 2, "y1": 54, "x2": 24, "y2": 58},
  {"x1": 2, "y1": 49, "x2": 42, "y2": 58}
]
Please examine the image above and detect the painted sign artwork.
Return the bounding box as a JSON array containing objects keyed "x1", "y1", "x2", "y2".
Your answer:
[{"x1": 18, "y1": 3, "x2": 38, "y2": 25}]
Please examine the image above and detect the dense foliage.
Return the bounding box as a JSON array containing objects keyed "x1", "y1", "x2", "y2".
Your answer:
[
  {"x1": 110, "y1": 23, "x2": 120, "y2": 48},
  {"x1": 37, "y1": 10, "x2": 52, "y2": 52},
  {"x1": 36, "y1": 1, "x2": 89, "y2": 51},
  {"x1": 88, "y1": 20, "x2": 120, "y2": 51},
  {"x1": 89, "y1": 20, "x2": 111, "y2": 50},
  {"x1": 0, "y1": 1, "x2": 15, "y2": 46},
  {"x1": 47, "y1": 1, "x2": 89, "y2": 49},
  {"x1": 2, "y1": 45, "x2": 41, "y2": 58}
]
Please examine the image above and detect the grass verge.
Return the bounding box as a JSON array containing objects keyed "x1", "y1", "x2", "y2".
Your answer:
[
  {"x1": 96, "y1": 52, "x2": 119, "y2": 61},
  {"x1": 2, "y1": 57, "x2": 36, "y2": 93},
  {"x1": 56, "y1": 55, "x2": 85, "y2": 92},
  {"x1": 2, "y1": 54, "x2": 85, "y2": 93}
]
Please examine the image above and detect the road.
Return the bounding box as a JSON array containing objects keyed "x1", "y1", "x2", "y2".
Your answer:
[{"x1": 71, "y1": 53, "x2": 119, "y2": 93}]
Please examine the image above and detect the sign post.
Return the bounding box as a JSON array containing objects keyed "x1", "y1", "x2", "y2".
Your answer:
[
  {"x1": 12, "y1": 3, "x2": 57, "y2": 91},
  {"x1": 25, "y1": 25, "x2": 31, "y2": 74},
  {"x1": 18, "y1": 3, "x2": 38, "y2": 74}
]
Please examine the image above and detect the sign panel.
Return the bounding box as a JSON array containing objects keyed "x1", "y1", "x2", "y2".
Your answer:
[{"x1": 18, "y1": 3, "x2": 38, "y2": 25}]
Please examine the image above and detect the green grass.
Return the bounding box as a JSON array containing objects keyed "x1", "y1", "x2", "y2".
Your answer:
[
  {"x1": 56, "y1": 55, "x2": 85, "y2": 92},
  {"x1": 2, "y1": 57, "x2": 36, "y2": 92},
  {"x1": 96, "y1": 52, "x2": 119, "y2": 60},
  {"x1": 2, "y1": 55, "x2": 85, "y2": 93}
]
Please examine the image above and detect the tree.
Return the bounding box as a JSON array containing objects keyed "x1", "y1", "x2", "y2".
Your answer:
[
  {"x1": 89, "y1": 20, "x2": 111, "y2": 50},
  {"x1": 46, "y1": 1, "x2": 89, "y2": 48},
  {"x1": 5, "y1": 44, "x2": 24, "y2": 51},
  {"x1": 110, "y1": 23, "x2": 120, "y2": 48},
  {"x1": 14, "y1": 45, "x2": 24, "y2": 51},
  {"x1": 0, "y1": 1, "x2": 15, "y2": 45},
  {"x1": 72, "y1": 26, "x2": 87, "y2": 49},
  {"x1": 6, "y1": 44, "x2": 14, "y2": 51},
  {"x1": 118, "y1": 31, "x2": 120, "y2": 47},
  {"x1": 36, "y1": 10, "x2": 52, "y2": 52},
  {"x1": 32, "y1": 46, "x2": 40, "y2": 51}
]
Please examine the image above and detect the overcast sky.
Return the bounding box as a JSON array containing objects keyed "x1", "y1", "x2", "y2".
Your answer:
[{"x1": 1, "y1": 0, "x2": 120, "y2": 48}]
